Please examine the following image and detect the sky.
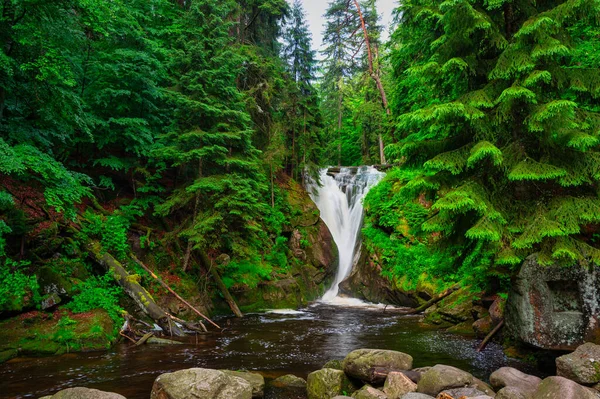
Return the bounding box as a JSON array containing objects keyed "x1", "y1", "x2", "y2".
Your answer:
[{"x1": 294, "y1": 0, "x2": 398, "y2": 55}]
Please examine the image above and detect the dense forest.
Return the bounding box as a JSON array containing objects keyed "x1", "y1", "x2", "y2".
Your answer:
[{"x1": 0, "y1": 0, "x2": 600, "y2": 358}]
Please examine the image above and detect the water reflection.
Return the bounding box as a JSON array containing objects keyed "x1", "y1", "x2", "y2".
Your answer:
[{"x1": 0, "y1": 305, "x2": 539, "y2": 399}]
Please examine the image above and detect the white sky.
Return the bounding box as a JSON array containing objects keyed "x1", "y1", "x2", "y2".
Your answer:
[{"x1": 292, "y1": 0, "x2": 398, "y2": 54}]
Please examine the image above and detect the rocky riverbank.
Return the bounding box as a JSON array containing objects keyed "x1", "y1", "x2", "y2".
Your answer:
[{"x1": 37, "y1": 343, "x2": 600, "y2": 399}]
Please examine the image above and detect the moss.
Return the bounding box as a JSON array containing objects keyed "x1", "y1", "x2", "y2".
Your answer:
[{"x1": 0, "y1": 308, "x2": 116, "y2": 357}]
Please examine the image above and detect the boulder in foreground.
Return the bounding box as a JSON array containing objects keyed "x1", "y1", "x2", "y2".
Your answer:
[
  {"x1": 150, "y1": 368, "x2": 252, "y2": 399},
  {"x1": 39, "y1": 387, "x2": 126, "y2": 399},
  {"x1": 343, "y1": 349, "x2": 413, "y2": 383}
]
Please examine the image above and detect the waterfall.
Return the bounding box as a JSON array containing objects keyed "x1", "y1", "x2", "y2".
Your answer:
[{"x1": 309, "y1": 166, "x2": 384, "y2": 302}]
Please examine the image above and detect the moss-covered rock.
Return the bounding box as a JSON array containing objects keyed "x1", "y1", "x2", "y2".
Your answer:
[
  {"x1": 269, "y1": 374, "x2": 307, "y2": 399},
  {"x1": 307, "y1": 368, "x2": 357, "y2": 399},
  {"x1": 39, "y1": 387, "x2": 125, "y2": 399},
  {"x1": 323, "y1": 359, "x2": 344, "y2": 370},
  {"x1": 416, "y1": 365, "x2": 474, "y2": 396},
  {"x1": 221, "y1": 370, "x2": 265, "y2": 398},
  {"x1": 0, "y1": 309, "x2": 116, "y2": 357},
  {"x1": 343, "y1": 349, "x2": 413, "y2": 383}
]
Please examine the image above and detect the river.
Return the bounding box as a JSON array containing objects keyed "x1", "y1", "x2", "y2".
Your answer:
[{"x1": 0, "y1": 304, "x2": 539, "y2": 399}]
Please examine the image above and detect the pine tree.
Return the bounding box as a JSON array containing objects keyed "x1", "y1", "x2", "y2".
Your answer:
[
  {"x1": 389, "y1": 0, "x2": 600, "y2": 282},
  {"x1": 281, "y1": 0, "x2": 322, "y2": 181},
  {"x1": 154, "y1": 0, "x2": 270, "y2": 263}
]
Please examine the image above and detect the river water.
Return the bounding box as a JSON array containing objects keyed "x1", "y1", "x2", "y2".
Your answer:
[{"x1": 0, "y1": 304, "x2": 538, "y2": 399}]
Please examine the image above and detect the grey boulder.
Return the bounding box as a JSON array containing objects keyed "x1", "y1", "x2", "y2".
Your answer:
[{"x1": 150, "y1": 368, "x2": 252, "y2": 399}]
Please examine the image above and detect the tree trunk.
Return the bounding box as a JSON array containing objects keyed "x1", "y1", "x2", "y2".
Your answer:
[
  {"x1": 86, "y1": 241, "x2": 185, "y2": 336},
  {"x1": 338, "y1": 91, "x2": 343, "y2": 167},
  {"x1": 183, "y1": 158, "x2": 202, "y2": 272},
  {"x1": 197, "y1": 250, "x2": 243, "y2": 318},
  {"x1": 352, "y1": 0, "x2": 388, "y2": 164}
]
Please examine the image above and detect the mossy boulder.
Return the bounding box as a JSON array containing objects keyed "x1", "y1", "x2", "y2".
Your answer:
[
  {"x1": 37, "y1": 266, "x2": 75, "y2": 298},
  {"x1": 39, "y1": 387, "x2": 125, "y2": 399},
  {"x1": 556, "y1": 343, "x2": 600, "y2": 384},
  {"x1": 416, "y1": 365, "x2": 474, "y2": 396},
  {"x1": 269, "y1": 374, "x2": 307, "y2": 399},
  {"x1": 221, "y1": 370, "x2": 264, "y2": 398},
  {"x1": 0, "y1": 309, "x2": 116, "y2": 356},
  {"x1": 351, "y1": 385, "x2": 387, "y2": 399},
  {"x1": 151, "y1": 368, "x2": 252, "y2": 399},
  {"x1": 343, "y1": 349, "x2": 413, "y2": 383},
  {"x1": 307, "y1": 368, "x2": 357, "y2": 399},
  {"x1": 323, "y1": 359, "x2": 344, "y2": 370},
  {"x1": 533, "y1": 376, "x2": 598, "y2": 399}
]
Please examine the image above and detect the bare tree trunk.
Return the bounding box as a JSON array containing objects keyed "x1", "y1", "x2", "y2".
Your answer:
[
  {"x1": 352, "y1": 0, "x2": 388, "y2": 164},
  {"x1": 198, "y1": 251, "x2": 243, "y2": 318},
  {"x1": 87, "y1": 241, "x2": 185, "y2": 336},
  {"x1": 338, "y1": 91, "x2": 343, "y2": 167}
]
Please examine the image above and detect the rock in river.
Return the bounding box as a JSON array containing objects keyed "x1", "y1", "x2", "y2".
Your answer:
[
  {"x1": 556, "y1": 342, "x2": 600, "y2": 385},
  {"x1": 416, "y1": 365, "x2": 473, "y2": 396},
  {"x1": 39, "y1": 387, "x2": 126, "y2": 399},
  {"x1": 533, "y1": 376, "x2": 598, "y2": 399},
  {"x1": 221, "y1": 370, "x2": 264, "y2": 398},
  {"x1": 150, "y1": 368, "x2": 252, "y2": 399},
  {"x1": 343, "y1": 349, "x2": 413, "y2": 383},
  {"x1": 307, "y1": 368, "x2": 357, "y2": 399},
  {"x1": 489, "y1": 367, "x2": 541, "y2": 398}
]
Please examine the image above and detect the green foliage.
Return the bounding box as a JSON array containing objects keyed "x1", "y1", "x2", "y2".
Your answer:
[
  {"x1": 375, "y1": 0, "x2": 600, "y2": 289},
  {"x1": 0, "y1": 260, "x2": 40, "y2": 312},
  {"x1": 66, "y1": 273, "x2": 124, "y2": 324}
]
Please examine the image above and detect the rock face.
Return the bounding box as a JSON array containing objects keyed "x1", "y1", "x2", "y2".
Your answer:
[
  {"x1": 221, "y1": 370, "x2": 264, "y2": 398},
  {"x1": 489, "y1": 367, "x2": 541, "y2": 398},
  {"x1": 416, "y1": 365, "x2": 473, "y2": 396},
  {"x1": 556, "y1": 342, "x2": 600, "y2": 384},
  {"x1": 351, "y1": 386, "x2": 388, "y2": 399},
  {"x1": 307, "y1": 368, "x2": 357, "y2": 399},
  {"x1": 505, "y1": 255, "x2": 600, "y2": 350},
  {"x1": 383, "y1": 372, "x2": 417, "y2": 398},
  {"x1": 150, "y1": 368, "x2": 252, "y2": 399},
  {"x1": 533, "y1": 376, "x2": 598, "y2": 399},
  {"x1": 339, "y1": 244, "x2": 419, "y2": 307},
  {"x1": 41, "y1": 388, "x2": 126, "y2": 399},
  {"x1": 343, "y1": 349, "x2": 413, "y2": 383},
  {"x1": 269, "y1": 374, "x2": 307, "y2": 399}
]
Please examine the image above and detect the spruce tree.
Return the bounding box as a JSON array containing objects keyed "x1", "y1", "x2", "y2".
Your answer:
[
  {"x1": 281, "y1": 0, "x2": 322, "y2": 180},
  {"x1": 389, "y1": 0, "x2": 600, "y2": 281},
  {"x1": 154, "y1": 0, "x2": 270, "y2": 261}
]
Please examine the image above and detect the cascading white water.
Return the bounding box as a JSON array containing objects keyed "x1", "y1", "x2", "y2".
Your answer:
[{"x1": 309, "y1": 166, "x2": 384, "y2": 302}]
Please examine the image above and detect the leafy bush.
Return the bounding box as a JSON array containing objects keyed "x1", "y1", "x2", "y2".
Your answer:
[
  {"x1": 81, "y1": 211, "x2": 130, "y2": 258},
  {"x1": 0, "y1": 260, "x2": 40, "y2": 311},
  {"x1": 66, "y1": 273, "x2": 124, "y2": 324}
]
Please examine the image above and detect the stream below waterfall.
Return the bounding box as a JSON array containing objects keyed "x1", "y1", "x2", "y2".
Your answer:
[
  {"x1": 0, "y1": 305, "x2": 541, "y2": 399},
  {"x1": 0, "y1": 167, "x2": 545, "y2": 398}
]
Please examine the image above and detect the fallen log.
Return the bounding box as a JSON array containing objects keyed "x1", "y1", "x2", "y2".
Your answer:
[
  {"x1": 135, "y1": 332, "x2": 154, "y2": 346},
  {"x1": 198, "y1": 250, "x2": 243, "y2": 318},
  {"x1": 477, "y1": 319, "x2": 504, "y2": 352},
  {"x1": 86, "y1": 241, "x2": 185, "y2": 336},
  {"x1": 130, "y1": 253, "x2": 220, "y2": 330},
  {"x1": 406, "y1": 285, "x2": 460, "y2": 315}
]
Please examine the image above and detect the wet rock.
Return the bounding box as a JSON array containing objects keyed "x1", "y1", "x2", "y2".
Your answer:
[
  {"x1": 352, "y1": 386, "x2": 388, "y2": 399},
  {"x1": 505, "y1": 255, "x2": 600, "y2": 350},
  {"x1": 416, "y1": 365, "x2": 473, "y2": 396},
  {"x1": 438, "y1": 387, "x2": 489, "y2": 398},
  {"x1": 495, "y1": 387, "x2": 527, "y2": 399},
  {"x1": 384, "y1": 371, "x2": 417, "y2": 398},
  {"x1": 470, "y1": 378, "x2": 495, "y2": 397},
  {"x1": 269, "y1": 374, "x2": 307, "y2": 399},
  {"x1": 0, "y1": 349, "x2": 18, "y2": 364},
  {"x1": 489, "y1": 297, "x2": 505, "y2": 325},
  {"x1": 473, "y1": 317, "x2": 494, "y2": 337},
  {"x1": 343, "y1": 349, "x2": 413, "y2": 383},
  {"x1": 323, "y1": 359, "x2": 344, "y2": 370},
  {"x1": 150, "y1": 368, "x2": 252, "y2": 399},
  {"x1": 399, "y1": 394, "x2": 434, "y2": 399},
  {"x1": 533, "y1": 376, "x2": 598, "y2": 399},
  {"x1": 489, "y1": 367, "x2": 541, "y2": 398},
  {"x1": 37, "y1": 266, "x2": 74, "y2": 298},
  {"x1": 307, "y1": 368, "x2": 357, "y2": 399},
  {"x1": 221, "y1": 370, "x2": 264, "y2": 398},
  {"x1": 41, "y1": 388, "x2": 126, "y2": 399},
  {"x1": 556, "y1": 342, "x2": 600, "y2": 384},
  {"x1": 41, "y1": 293, "x2": 62, "y2": 310},
  {"x1": 446, "y1": 320, "x2": 476, "y2": 336},
  {"x1": 338, "y1": 245, "x2": 419, "y2": 307}
]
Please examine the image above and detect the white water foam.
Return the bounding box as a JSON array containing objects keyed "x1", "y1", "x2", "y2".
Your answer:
[{"x1": 308, "y1": 166, "x2": 384, "y2": 303}]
